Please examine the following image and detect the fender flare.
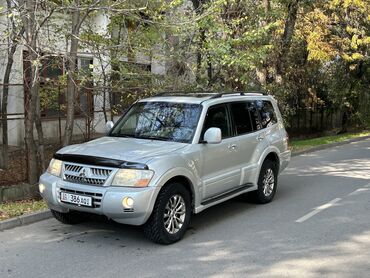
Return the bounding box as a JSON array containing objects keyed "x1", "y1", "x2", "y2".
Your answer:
[
  {"x1": 153, "y1": 167, "x2": 200, "y2": 211},
  {"x1": 253, "y1": 146, "x2": 281, "y2": 184}
]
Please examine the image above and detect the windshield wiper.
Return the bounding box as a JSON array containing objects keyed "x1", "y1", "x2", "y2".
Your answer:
[
  {"x1": 136, "y1": 135, "x2": 171, "y2": 141},
  {"x1": 110, "y1": 133, "x2": 171, "y2": 141},
  {"x1": 109, "y1": 133, "x2": 136, "y2": 138}
]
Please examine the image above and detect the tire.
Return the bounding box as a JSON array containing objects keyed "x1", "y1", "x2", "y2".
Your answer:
[
  {"x1": 143, "y1": 183, "x2": 191, "y2": 245},
  {"x1": 253, "y1": 160, "x2": 278, "y2": 204},
  {"x1": 51, "y1": 209, "x2": 84, "y2": 225}
]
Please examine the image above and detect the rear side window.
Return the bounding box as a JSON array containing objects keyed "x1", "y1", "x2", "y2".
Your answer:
[
  {"x1": 202, "y1": 105, "x2": 231, "y2": 139},
  {"x1": 247, "y1": 101, "x2": 262, "y2": 131},
  {"x1": 256, "y1": 100, "x2": 277, "y2": 128},
  {"x1": 230, "y1": 102, "x2": 253, "y2": 135}
]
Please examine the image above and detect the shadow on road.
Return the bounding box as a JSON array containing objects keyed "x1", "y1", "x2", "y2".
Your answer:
[{"x1": 1, "y1": 139, "x2": 370, "y2": 277}]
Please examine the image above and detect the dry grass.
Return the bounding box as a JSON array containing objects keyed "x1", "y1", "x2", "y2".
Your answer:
[{"x1": 0, "y1": 199, "x2": 48, "y2": 221}]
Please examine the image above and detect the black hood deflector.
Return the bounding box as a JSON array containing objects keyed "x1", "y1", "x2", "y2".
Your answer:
[{"x1": 53, "y1": 153, "x2": 149, "y2": 170}]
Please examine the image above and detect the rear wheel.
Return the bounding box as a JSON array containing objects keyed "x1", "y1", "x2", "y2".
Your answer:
[
  {"x1": 143, "y1": 183, "x2": 191, "y2": 244},
  {"x1": 253, "y1": 160, "x2": 278, "y2": 204},
  {"x1": 51, "y1": 209, "x2": 84, "y2": 225}
]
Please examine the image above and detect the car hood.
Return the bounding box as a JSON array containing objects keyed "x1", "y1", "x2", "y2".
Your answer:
[{"x1": 56, "y1": 136, "x2": 188, "y2": 164}]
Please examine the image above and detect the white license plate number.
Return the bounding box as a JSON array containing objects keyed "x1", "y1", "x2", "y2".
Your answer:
[{"x1": 60, "y1": 192, "x2": 92, "y2": 207}]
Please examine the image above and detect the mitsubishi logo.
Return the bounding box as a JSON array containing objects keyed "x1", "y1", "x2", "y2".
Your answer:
[{"x1": 78, "y1": 167, "x2": 90, "y2": 179}]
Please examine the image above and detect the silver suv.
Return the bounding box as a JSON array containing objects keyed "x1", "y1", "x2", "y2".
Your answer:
[{"x1": 40, "y1": 92, "x2": 291, "y2": 244}]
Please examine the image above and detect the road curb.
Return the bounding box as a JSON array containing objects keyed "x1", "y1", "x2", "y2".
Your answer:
[
  {"x1": 292, "y1": 135, "x2": 370, "y2": 157},
  {"x1": 0, "y1": 209, "x2": 51, "y2": 231}
]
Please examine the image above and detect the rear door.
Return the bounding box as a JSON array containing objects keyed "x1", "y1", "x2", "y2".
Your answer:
[
  {"x1": 229, "y1": 101, "x2": 269, "y2": 185},
  {"x1": 200, "y1": 104, "x2": 241, "y2": 200},
  {"x1": 255, "y1": 99, "x2": 281, "y2": 147}
]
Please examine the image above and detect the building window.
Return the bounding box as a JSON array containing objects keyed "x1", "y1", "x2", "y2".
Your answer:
[
  {"x1": 39, "y1": 56, "x2": 64, "y2": 117},
  {"x1": 23, "y1": 52, "x2": 94, "y2": 118}
]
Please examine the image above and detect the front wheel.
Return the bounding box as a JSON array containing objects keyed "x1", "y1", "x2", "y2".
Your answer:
[
  {"x1": 143, "y1": 183, "x2": 191, "y2": 244},
  {"x1": 253, "y1": 160, "x2": 278, "y2": 204}
]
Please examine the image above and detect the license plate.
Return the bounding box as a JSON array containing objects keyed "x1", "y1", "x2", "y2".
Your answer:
[{"x1": 60, "y1": 192, "x2": 92, "y2": 207}]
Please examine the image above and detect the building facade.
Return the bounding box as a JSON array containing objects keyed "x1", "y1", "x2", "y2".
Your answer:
[{"x1": 0, "y1": 4, "x2": 167, "y2": 147}]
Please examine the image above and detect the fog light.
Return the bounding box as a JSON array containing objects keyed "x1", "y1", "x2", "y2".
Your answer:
[
  {"x1": 39, "y1": 183, "x2": 46, "y2": 194},
  {"x1": 122, "y1": 197, "x2": 134, "y2": 209}
]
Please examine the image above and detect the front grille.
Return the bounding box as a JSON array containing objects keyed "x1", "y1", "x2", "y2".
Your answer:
[
  {"x1": 63, "y1": 162, "x2": 113, "y2": 186},
  {"x1": 60, "y1": 187, "x2": 103, "y2": 208}
]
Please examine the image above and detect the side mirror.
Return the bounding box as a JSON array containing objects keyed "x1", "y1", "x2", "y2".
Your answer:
[
  {"x1": 105, "y1": 121, "x2": 114, "y2": 132},
  {"x1": 204, "y1": 127, "x2": 222, "y2": 144}
]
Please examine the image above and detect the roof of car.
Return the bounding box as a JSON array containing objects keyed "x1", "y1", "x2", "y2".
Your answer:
[{"x1": 139, "y1": 91, "x2": 274, "y2": 104}]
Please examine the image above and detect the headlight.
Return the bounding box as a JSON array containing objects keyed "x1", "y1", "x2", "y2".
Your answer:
[
  {"x1": 111, "y1": 169, "x2": 154, "y2": 187},
  {"x1": 47, "y1": 159, "x2": 62, "y2": 177}
]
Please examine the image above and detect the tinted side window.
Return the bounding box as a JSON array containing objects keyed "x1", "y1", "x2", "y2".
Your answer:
[
  {"x1": 247, "y1": 101, "x2": 262, "y2": 131},
  {"x1": 230, "y1": 102, "x2": 253, "y2": 135},
  {"x1": 202, "y1": 105, "x2": 231, "y2": 139},
  {"x1": 256, "y1": 100, "x2": 277, "y2": 128}
]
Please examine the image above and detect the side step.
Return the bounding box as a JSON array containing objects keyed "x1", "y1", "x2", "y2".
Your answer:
[{"x1": 201, "y1": 183, "x2": 254, "y2": 206}]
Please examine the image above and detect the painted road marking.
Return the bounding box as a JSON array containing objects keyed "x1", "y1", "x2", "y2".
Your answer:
[
  {"x1": 295, "y1": 198, "x2": 342, "y2": 223},
  {"x1": 348, "y1": 188, "x2": 370, "y2": 196}
]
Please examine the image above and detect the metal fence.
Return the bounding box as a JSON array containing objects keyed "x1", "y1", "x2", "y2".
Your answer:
[{"x1": 287, "y1": 107, "x2": 343, "y2": 135}]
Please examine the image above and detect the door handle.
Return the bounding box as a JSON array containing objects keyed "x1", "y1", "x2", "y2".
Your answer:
[
  {"x1": 228, "y1": 144, "x2": 237, "y2": 150},
  {"x1": 257, "y1": 134, "x2": 265, "y2": 141}
]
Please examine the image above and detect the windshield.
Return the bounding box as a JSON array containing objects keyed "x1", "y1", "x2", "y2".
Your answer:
[{"x1": 109, "y1": 101, "x2": 202, "y2": 143}]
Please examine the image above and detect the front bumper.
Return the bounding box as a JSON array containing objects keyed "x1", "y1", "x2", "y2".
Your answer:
[{"x1": 39, "y1": 173, "x2": 160, "y2": 225}]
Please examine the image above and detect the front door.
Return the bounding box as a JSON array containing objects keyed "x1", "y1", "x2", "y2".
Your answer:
[{"x1": 200, "y1": 104, "x2": 241, "y2": 200}]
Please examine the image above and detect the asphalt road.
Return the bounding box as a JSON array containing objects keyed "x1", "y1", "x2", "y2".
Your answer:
[{"x1": 1, "y1": 139, "x2": 370, "y2": 278}]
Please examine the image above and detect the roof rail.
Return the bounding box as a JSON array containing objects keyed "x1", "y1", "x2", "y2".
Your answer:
[
  {"x1": 209, "y1": 91, "x2": 266, "y2": 99},
  {"x1": 154, "y1": 91, "x2": 215, "y2": 97},
  {"x1": 152, "y1": 91, "x2": 267, "y2": 99}
]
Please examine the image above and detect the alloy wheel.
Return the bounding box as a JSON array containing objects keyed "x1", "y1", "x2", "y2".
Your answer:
[
  {"x1": 262, "y1": 168, "x2": 275, "y2": 196},
  {"x1": 163, "y1": 194, "x2": 186, "y2": 234}
]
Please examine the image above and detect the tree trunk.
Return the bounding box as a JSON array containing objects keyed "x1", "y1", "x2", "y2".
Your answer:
[
  {"x1": 191, "y1": 0, "x2": 208, "y2": 83},
  {"x1": 63, "y1": 0, "x2": 100, "y2": 144},
  {"x1": 256, "y1": 68, "x2": 267, "y2": 86},
  {"x1": 276, "y1": 0, "x2": 300, "y2": 75},
  {"x1": 256, "y1": 0, "x2": 270, "y2": 87},
  {"x1": 100, "y1": 59, "x2": 108, "y2": 123},
  {"x1": 109, "y1": 91, "x2": 113, "y2": 121},
  {"x1": 262, "y1": 0, "x2": 270, "y2": 15},
  {"x1": 207, "y1": 59, "x2": 212, "y2": 85},
  {"x1": 23, "y1": 0, "x2": 40, "y2": 184},
  {"x1": 0, "y1": 2, "x2": 25, "y2": 169},
  {"x1": 63, "y1": 2, "x2": 81, "y2": 146},
  {"x1": 195, "y1": 32, "x2": 204, "y2": 83},
  {"x1": 24, "y1": 52, "x2": 40, "y2": 185},
  {"x1": 35, "y1": 92, "x2": 46, "y2": 171},
  {"x1": 0, "y1": 50, "x2": 15, "y2": 170}
]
